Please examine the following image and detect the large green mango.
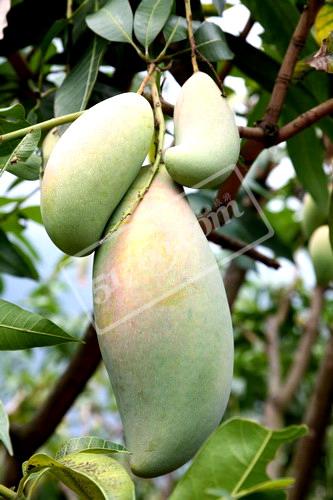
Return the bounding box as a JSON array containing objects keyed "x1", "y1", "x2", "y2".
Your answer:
[
  {"x1": 93, "y1": 166, "x2": 234, "y2": 478},
  {"x1": 164, "y1": 71, "x2": 240, "y2": 188},
  {"x1": 41, "y1": 93, "x2": 154, "y2": 256},
  {"x1": 308, "y1": 225, "x2": 333, "y2": 286},
  {"x1": 301, "y1": 193, "x2": 327, "y2": 240}
]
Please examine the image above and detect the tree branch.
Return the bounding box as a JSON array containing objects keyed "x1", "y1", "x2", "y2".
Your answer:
[
  {"x1": 223, "y1": 261, "x2": 247, "y2": 310},
  {"x1": 289, "y1": 331, "x2": 333, "y2": 500},
  {"x1": 207, "y1": 231, "x2": 280, "y2": 269},
  {"x1": 261, "y1": 0, "x2": 323, "y2": 128},
  {"x1": 276, "y1": 285, "x2": 325, "y2": 410},
  {"x1": 3, "y1": 324, "x2": 101, "y2": 487}
]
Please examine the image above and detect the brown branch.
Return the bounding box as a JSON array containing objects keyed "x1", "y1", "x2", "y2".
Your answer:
[
  {"x1": 207, "y1": 231, "x2": 280, "y2": 269},
  {"x1": 185, "y1": 0, "x2": 199, "y2": 72},
  {"x1": 289, "y1": 332, "x2": 333, "y2": 500},
  {"x1": 262, "y1": 0, "x2": 323, "y2": 128},
  {"x1": 276, "y1": 285, "x2": 325, "y2": 410},
  {"x1": 223, "y1": 261, "x2": 247, "y2": 310},
  {"x1": 219, "y1": 15, "x2": 255, "y2": 82},
  {"x1": 3, "y1": 324, "x2": 101, "y2": 487}
]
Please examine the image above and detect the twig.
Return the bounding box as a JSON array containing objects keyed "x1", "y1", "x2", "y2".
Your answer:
[
  {"x1": 262, "y1": 0, "x2": 323, "y2": 129},
  {"x1": 207, "y1": 231, "x2": 280, "y2": 269},
  {"x1": 289, "y1": 331, "x2": 333, "y2": 500},
  {"x1": 223, "y1": 261, "x2": 247, "y2": 310},
  {"x1": 276, "y1": 285, "x2": 325, "y2": 410},
  {"x1": 137, "y1": 63, "x2": 156, "y2": 95},
  {"x1": 0, "y1": 112, "x2": 83, "y2": 144},
  {"x1": 184, "y1": 0, "x2": 199, "y2": 72},
  {"x1": 0, "y1": 485, "x2": 16, "y2": 499},
  {"x1": 3, "y1": 324, "x2": 101, "y2": 486},
  {"x1": 219, "y1": 15, "x2": 255, "y2": 82}
]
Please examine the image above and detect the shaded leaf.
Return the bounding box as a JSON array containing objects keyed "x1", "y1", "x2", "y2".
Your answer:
[
  {"x1": 213, "y1": 0, "x2": 226, "y2": 16},
  {"x1": 56, "y1": 437, "x2": 128, "y2": 460},
  {"x1": 194, "y1": 21, "x2": 233, "y2": 62},
  {"x1": 0, "y1": 399, "x2": 13, "y2": 455},
  {"x1": 134, "y1": 0, "x2": 173, "y2": 51},
  {"x1": 0, "y1": 228, "x2": 38, "y2": 279},
  {"x1": 86, "y1": 0, "x2": 133, "y2": 44},
  {"x1": 19, "y1": 206, "x2": 42, "y2": 224},
  {"x1": 55, "y1": 36, "x2": 107, "y2": 116},
  {"x1": 0, "y1": 299, "x2": 79, "y2": 350},
  {"x1": 170, "y1": 418, "x2": 307, "y2": 500},
  {"x1": 163, "y1": 15, "x2": 187, "y2": 43},
  {"x1": 24, "y1": 452, "x2": 135, "y2": 500}
]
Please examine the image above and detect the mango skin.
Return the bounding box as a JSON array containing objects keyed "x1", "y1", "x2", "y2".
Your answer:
[
  {"x1": 41, "y1": 93, "x2": 154, "y2": 256},
  {"x1": 93, "y1": 166, "x2": 234, "y2": 478},
  {"x1": 164, "y1": 72, "x2": 240, "y2": 188},
  {"x1": 301, "y1": 193, "x2": 327, "y2": 240},
  {"x1": 308, "y1": 225, "x2": 333, "y2": 286}
]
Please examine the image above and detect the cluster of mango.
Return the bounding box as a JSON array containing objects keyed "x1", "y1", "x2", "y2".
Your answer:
[{"x1": 40, "y1": 72, "x2": 240, "y2": 477}]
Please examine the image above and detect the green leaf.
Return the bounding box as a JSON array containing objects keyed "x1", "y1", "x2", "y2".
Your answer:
[
  {"x1": 314, "y1": 3, "x2": 333, "y2": 44},
  {"x1": 2, "y1": 129, "x2": 41, "y2": 180},
  {"x1": 163, "y1": 15, "x2": 188, "y2": 43},
  {"x1": 18, "y1": 206, "x2": 42, "y2": 225},
  {"x1": 170, "y1": 418, "x2": 307, "y2": 500},
  {"x1": 0, "y1": 299, "x2": 80, "y2": 350},
  {"x1": 134, "y1": 0, "x2": 173, "y2": 51},
  {"x1": 56, "y1": 437, "x2": 128, "y2": 460},
  {"x1": 0, "y1": 103, "x2": 26, "y2": 122},
  {"x1": 86, "y1": 0, "x2": 134, "y2": 44},
  {"x1": 55, "y1": 36, "x2": 107, "y2": 117},
  {"x1": 194, "y1": 21, "x2": 233, "y2": 62},
  {"x1": 0, "y1": 229, "x2": 39, "y2": 279},
  {"x1": 24, "y1": 452, "x2": 135, "y2": 500},
  {"x1": 0, "y1": 399, "x2": 13, "y2": 456},
  {"x1": 286, "y1": 123, "x2": 328, "y2": 213}
]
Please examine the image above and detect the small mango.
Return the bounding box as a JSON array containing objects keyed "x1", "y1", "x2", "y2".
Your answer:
[
  {"x1": 41, "y1": 93, "x2": 154, "y2": 256},
  {"x1": 164, "y1": 71, "x2": 240, "y2": 188},
  {"x1": 42, "y1": 127, "x2": 61, "y2": 168},
  {"x1": 93, "y1": 166, "x2": 234, "y2": 478},
  {"x1": 308, "y1": 225, "x2": 333, "y2": 286},
  {"x1": 301, "y1": 193, "x2": 327, "y2": 240}
]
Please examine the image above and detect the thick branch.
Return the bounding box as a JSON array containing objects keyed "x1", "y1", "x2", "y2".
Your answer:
[
  {"x1": 262, "y1": 0, "x2": 323, "y2": 127},
  {"x1": 277, "y1": 285, "x2": 325, "y2": 410},
  {"x1": 207, "y1": 231, "x2": 280, "y2": 269},
  {"x1": 3, "y1": 324, "x2": 101, "y2": 487},
  {"x1": 289, "y1": 332, "x2": 333, "y2": 500}
]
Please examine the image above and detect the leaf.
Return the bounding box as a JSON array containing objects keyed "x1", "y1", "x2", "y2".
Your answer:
[
  {"x1": 286, "y1": 122, "x2": 328, "y2": 213},
  {"x1": 55, "y1": 36, "x2": 107, "y2": 117},
  {"x1": 0, "y1": 229, "x2": 38, "y2": 279},
  {"x1": 56, "y1": 437, "x2": 128, "y2": 460},
  {"x1": 163, "y1": 15, "x2": 188, "y2": 43},
  {"x1": 86, "y1": 0, "x2": 134, "y2": 44},
  {"x1": 170, "y1": 418, "x2": 307, "y2": 500},
  {"x1": 315, "y1": 3, "x2": 333, "y2": 43},
  {"x1": 24, "y1": 452, "x2": 135, "y2": 500},
  {"x1": 0, "y1": 399, "x2": 13, "y2": 455},
  {"x1": 0, "y1": 299, "x2": 79, "y2": 350},
  {"x1": 213, "y1": 0, "x2": 226, "y2": 16},
  {"x1": 194, "y1": 21, "x2": 233, "y2": 62},
  {"x1": 19, "y1": 206, "x2": 42, "y2": 224},
  {"x1": 308, "y1": 32, "x2": 333, "y2": 73},
  {"x1": 134, "y1": 0, "x2": 173, "y2": 51},
  {"x1": 2, "y1": 129, "x2": 41, "y2": 180}
]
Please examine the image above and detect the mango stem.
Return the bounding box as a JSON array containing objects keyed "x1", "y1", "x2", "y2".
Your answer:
[{"x1": 184, "y1": 0, "x2": 199, "y2": 72}]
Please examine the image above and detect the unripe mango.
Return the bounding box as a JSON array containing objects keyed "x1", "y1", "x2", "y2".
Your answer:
[
  {"x1": 308, "y1": 225, "x2": 333, "y2": 285},
  {"x1": 301, "y1": 193, "x2": 327, "y2": 240},
  {"x1": 41, "y1": 93, "x2": 154, "y2": 256},
  {"x1": 164, "y1": 72, "x2": 240, "y2": 188},
  {"x1": 93, "y1": 166, "x2": 234, "y2": 477},
  {"x1": 42, "y1": 127, "x2": 61, "y2": 168}
]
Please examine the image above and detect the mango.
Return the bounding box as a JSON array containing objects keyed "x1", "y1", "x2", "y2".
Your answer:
[
  {"x1": 93, "y1": 166, "x2": 234, "y2": 478},
  {"x1": 42, "y1": 127, "x2": 61, "y2": 168},
  {"x1": 164, "y1": 72, "x2": 240, "y2": 188},
  {"x1": 41, "y1": 93, "x2": 154, "y2": 256},
  {"x1": 301, "y1": 193, "x2": 327, "y2": 240},
  {"x1": 308, "y1": 225, "x2": 333, "y2": 285}
]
